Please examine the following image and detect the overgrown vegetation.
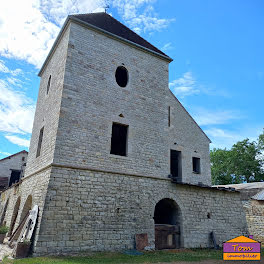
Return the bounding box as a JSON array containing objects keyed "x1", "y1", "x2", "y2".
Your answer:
[
  {"x1": 0, "y1": 225, "x2": 9, "y2": 234},
  {"x1": 211, "y1": 129, "x2": 264, "y2": 184}
]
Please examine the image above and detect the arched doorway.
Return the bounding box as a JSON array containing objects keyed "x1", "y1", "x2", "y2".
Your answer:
[
  {"x1": 9, "y1": 197, "x2": 21, "y2": 236},
  {"x1": 154, "y1": 198, "x2": 182, "y2": 249},
  {"x1": 19, "y1": 195, "x2": 32, "y2": 224}
]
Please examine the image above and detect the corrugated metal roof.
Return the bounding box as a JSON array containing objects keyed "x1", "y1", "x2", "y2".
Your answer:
[{"x1": 251, "y1": 190, "x2": 264, "y2": 201}]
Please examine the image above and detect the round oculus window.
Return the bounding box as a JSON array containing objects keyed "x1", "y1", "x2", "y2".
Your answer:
[{"x1": 115, "y1": 66, "x2": 128, "y2": 87}]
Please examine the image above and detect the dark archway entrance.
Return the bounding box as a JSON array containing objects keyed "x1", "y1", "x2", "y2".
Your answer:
[{"x1": 154, "y1": 198, "x2": 181, "y2": 249}]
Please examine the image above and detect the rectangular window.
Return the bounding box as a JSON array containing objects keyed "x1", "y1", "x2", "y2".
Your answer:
[
  {"x1": 170, "y1": 150, "x2": 182, "y2": 182},
  {"x1": 9, "y1": 170, "x2": 21, "y2": 187},
  {"x1": 192, "y1": 157, "x2": 201, "y2": 173},
  {"x1": 36, "y1": 127, "x2": 44, "y2": 158},
  {"x1": 168, "y1": 106, "x2": 171, "y2": 127},
  {"x1": 110, "y1": 123, "x2": 128, "y2": 156}
]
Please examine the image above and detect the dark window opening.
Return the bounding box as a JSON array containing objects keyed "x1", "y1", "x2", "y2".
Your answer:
[
  {"x1": 192, "y1": 157, "x2": 201, "y2": 173},
  {"x1": 168, "y1": 106, "x2": 171, "y2": 127},
  {"x1": 115, "y1": 66, "x2": 128, "y2": 87},
  {"x1": 170, "y1": 150, "x2": 182, "y2": 182},
  {"x1": 110, "y1": 123, "x2": 128, "y2": 156},
  {"x1": 22, "y1": 157, "x2": 25, "y2": 161},
  {"x1": 36, "y1": 127, "x2": 44, "y2": 158},
  {"x1": 9, "y1": 170, "x2": 21, "y2": 187},
  {"x1": 47, "y1": 75, "x2": 51, "y2": 94}
]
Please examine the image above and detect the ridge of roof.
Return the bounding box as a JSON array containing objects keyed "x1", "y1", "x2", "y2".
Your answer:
[
  {"x1": 38, "y1": 13, "x2": 172, "y2": 76},
  {"x1": 71, "y1": 12, "x2": 169, "y2": 58},
  {"x1": 0, "y1": 150, "x2": 28, "y2": 162}
]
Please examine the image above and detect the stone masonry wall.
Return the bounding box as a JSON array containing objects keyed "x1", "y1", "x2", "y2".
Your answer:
[
  {"x1": 168, "y1": 92, "x2": 211, "y2": 186},
  {"x1": 243, "y1": 200, "x2": 264, "y2": 243},
  {"x1": 34, "y1": 166, "x2": 247, "y2": 255},
  {"x1": 53, "y1": 21, "x2": 211, "y2": 186},
  {"x1": 24, "y1": 25, "x2": 70, "y2": 177},
  {"x1": 0, "y1": 167, "x2": 51, "y2": 250}
]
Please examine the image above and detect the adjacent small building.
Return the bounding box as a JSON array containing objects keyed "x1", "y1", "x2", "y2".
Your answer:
[
  {"x1": 0, "y1": 151, "x2": 28, "y2": 190},
  {"x1": 216, "y1": 182, "x2": 264, "y2": 243}
]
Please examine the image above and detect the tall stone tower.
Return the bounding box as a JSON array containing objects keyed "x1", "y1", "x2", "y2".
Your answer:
[{"x1": 1, "y1": 13, "x2": 248, "y2": 256}]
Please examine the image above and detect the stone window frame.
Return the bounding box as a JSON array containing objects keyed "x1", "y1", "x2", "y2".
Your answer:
[
  {"x1": 113, "y1": 63, "x2": 132, "y2": 91},
  {"x1": 192, "y1": 156, "x2": 201, "y2": 174},
  {"x1": 108, "y1": 116, "x2": 131, "y2": 160}
]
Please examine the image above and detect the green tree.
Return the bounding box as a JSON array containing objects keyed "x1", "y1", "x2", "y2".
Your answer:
[
  {"x1": 211, "y1": 130, "x2": 264, "y2": 185},
  {"x1": 258, "y1": 129, "x2": 264, "y2": 151},
  {"x1": 210, "y1": 148, "x2": 233, "y2": 185},
  {"x1": 230, "y1": 139, "x2": 264, "y2": 183}
]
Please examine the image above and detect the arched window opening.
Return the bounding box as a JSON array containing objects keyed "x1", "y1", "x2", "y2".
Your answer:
[{"x1": 115, "y1": 66, "x2": 128, "y2": 87}]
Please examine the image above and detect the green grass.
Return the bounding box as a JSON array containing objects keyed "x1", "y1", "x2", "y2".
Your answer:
[
  {"x1": 3, "y1": 248, "x2": 264, "y2": 264},
  {"x1": 2, "y1": 249, "x2": 223, "y2": 263}
]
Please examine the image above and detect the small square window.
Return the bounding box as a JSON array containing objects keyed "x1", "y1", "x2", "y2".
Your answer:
[
  {"x1": 192, "y1": 157, "x2": 200, "y2": 174},
  {"x1": 110, "y1": 123, "x2": 128, "y2": 156}
]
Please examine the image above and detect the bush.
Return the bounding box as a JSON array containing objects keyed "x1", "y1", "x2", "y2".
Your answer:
[{"x1": 0, "y1": 225, "x2": 9, "y2": 234}]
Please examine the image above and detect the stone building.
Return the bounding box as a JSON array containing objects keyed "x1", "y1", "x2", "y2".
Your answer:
[
  {"x1": 0, "y1": 13, "x2": 248, "y2": 255},
  {"x1": 0, "y1": 151, "x2": 28, "y2": 190},
  {"x1": 216, "y1": 182, "x2": 264, "y2": 243}
]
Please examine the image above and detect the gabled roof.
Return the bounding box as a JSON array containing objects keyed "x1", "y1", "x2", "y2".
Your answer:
[
  {"x1": 0, "y1": 150, "x2": 28, "y2": 162},
  {"x1": 225, "y1": 236, "x2": 258, "y2": 243},
  {"x1": 39, "y1": 12, "x2": 172, "y2": 76},
  {"x1": 71, "y1": 12, "x2": 169, "y2": 58}
]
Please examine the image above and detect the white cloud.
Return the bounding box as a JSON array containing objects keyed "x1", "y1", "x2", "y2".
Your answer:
[
  {"x1": 192, "y1": 108, "x2": 241, "y2": 126},
  {"x1": 5, "y1": 135, "x2": 30, "y2": 148},
  {"x1": 205, "y1": 127, "x2": 262, "y2": 150},
  {"x1": 112, "y1": 0, "x2": 175, "y2": 34},
  {"x1": 0, "y1": 151, "x2": 11, "y2": 156},
  {"x1": 0, "y1": 60, "x2": 22, "y2": 76},
  {"x1": 0, "y1": 80, "x2": 35, "y2": 135},
  {"x1": 162, "y1": 42, "x2": 172, "y2": 52},
  {"x1": 0, "y1": 0, "x2": 108, "y2": 68},
  {"x1": 169, "y1": 72, "x2": 199, "y2": 98},
  {"x1": 205, "y1": 128, "x2": 242, "y2": 149}
]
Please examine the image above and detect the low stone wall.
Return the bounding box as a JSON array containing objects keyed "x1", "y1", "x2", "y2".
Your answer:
[
  {"x1": 0, "y1": 167, "x2": 51, "y2": 249},
  {"x1": 243, "y1": 200, "x2": 264, "y2": 243},
  {"x1": 33, "y1": 165, "x2": 248, "y2": 255}
]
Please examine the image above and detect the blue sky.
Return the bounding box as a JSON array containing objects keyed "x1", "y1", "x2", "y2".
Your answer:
[{"x1": 0, "y1": 0, "x2": 263, "y2": 159}]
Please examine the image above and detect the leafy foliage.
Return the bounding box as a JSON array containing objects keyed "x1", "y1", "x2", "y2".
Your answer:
[
  {"x1": 0, "y1": 225, "x2": 9, "y2": 234},
  {"x1": 211, "y1": 130, "x2": 264, "y2": 185}
]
